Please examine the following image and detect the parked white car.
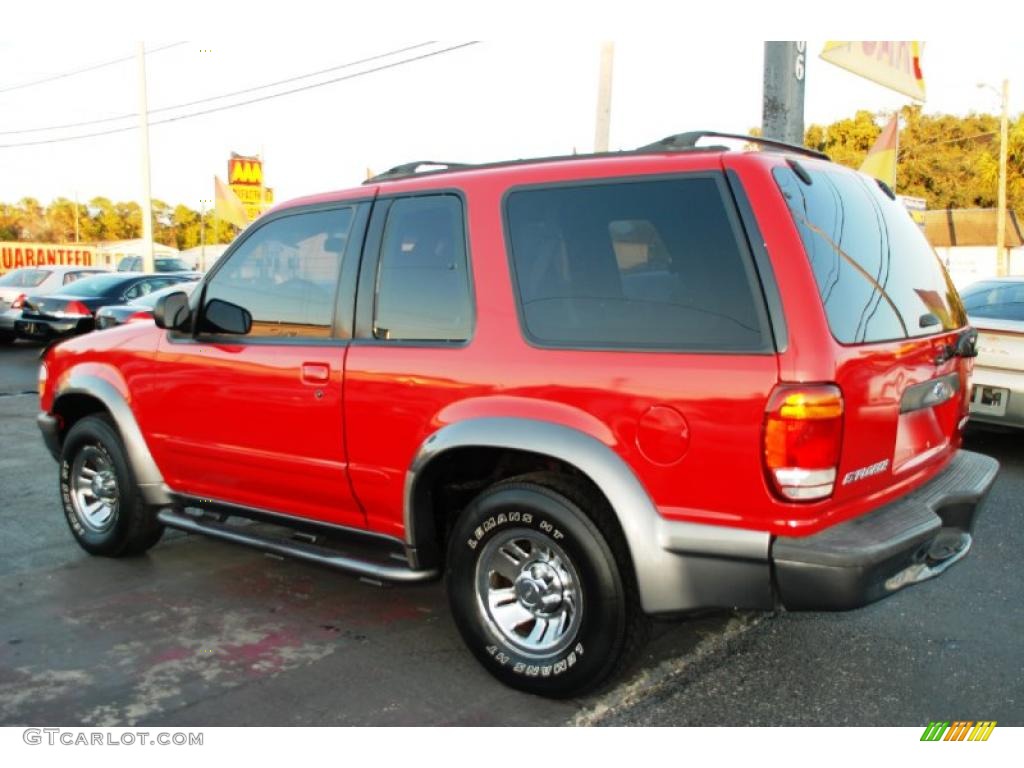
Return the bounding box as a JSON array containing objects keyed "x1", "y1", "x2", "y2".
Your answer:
[
  {"x1": 961, "y1": 277, "x2": 1024, "y2": 429},
  {"x1": 0, "y1": 266, "x2": 110, "y2": 344}
]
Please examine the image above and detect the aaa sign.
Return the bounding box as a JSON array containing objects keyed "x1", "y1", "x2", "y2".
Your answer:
[{"x1": 229, "y1": 156, "x2": 263, "y2": 186}]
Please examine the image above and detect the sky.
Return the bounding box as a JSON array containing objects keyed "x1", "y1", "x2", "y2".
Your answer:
[{"x1": 0, "y1": 33, "x2": 1021, "y2": 214}]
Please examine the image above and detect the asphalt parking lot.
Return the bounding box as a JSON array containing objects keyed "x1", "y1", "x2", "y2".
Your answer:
[{"x1": 1, "y1": 340, "x2": 1022, "y2": 726}]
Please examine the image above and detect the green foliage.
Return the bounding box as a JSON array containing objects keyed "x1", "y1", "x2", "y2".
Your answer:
[
  {"x1": 804, "y1": 106, "x2": 1023, "y2": 214},
  {"x1": 0, "y1": 197, "x2": 239, "y2": 246}
]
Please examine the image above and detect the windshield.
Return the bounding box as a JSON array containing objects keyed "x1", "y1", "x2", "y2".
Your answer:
[
  {"x1": 155, "y1": 258, "x2": 189, "y2": 272},
  {"x1": 774, "y1": 165, "x2": 966, "y2": 344},
  {"x1": 960, "y1": 281, "x2": 1024, "y2": 322},
  {"x1": 0, "y1": 268, "x2": 49, "y2": 287},
  {"x1": 60, "y1": 274, "x2": 131, "y2": 297}
]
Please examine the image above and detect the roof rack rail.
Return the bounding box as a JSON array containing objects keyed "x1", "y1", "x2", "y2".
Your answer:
[
  {"x1": 637, "y1": 131, "x2": 830, "y2": 162},
  {"x1": 365, "y1": 160, "x2": 476, "y2": 184}
]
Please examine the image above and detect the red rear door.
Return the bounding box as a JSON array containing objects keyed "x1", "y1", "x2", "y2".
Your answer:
[{"x1": 771, "y1": 159, "x2": 970, "y2": 506}]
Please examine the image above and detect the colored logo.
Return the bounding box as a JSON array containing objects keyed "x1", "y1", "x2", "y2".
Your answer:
[{"x1": 920, "y1": 721, "x2": 997, "y2": 741}]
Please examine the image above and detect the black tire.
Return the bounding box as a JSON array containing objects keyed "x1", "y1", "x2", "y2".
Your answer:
[
  {"x1": 446, "y1": 474, "x2": 646, "y2": 698},
  {"x1": 0, "y1": 331, "x2": 15, "y2": 346},
  {"x1": 59, "y1": 414, "x2": 164, "y2": 557}
]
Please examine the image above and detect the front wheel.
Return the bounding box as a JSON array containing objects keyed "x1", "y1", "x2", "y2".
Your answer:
[
  {"x1": 60, "y1": 414, "x2": 164, "y2": 557},
  {"x1": 446, "y1": 477, "x2": 644, "y2": 698}
]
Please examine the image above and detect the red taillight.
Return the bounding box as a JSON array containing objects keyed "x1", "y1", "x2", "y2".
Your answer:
[
  {"x1": 65, "y1": 300, "x2": 92, "y2": 316},
  {"x1": 764, "y1": 384, "x2": 844, "y2": 501},
  {"x1": 127, "y1": 310, "x2": 152, "y2": 323},
  {"x1": 11, "y1": 293, "x2": 26, "y2": 309}
]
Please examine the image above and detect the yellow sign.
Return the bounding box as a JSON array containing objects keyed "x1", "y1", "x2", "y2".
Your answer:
[
  {"x1": 820, "y1": 41, "x2": 926, "y2": 101},
  {"x1": 0, "y1": 242, "x2": 96, "y2": 276},
  {"x1": 226, "y1": 153, "x2": 272, "y2": 223},
  {"x1": 228, "y1": 156, "x2": 263, "y2": 186}
]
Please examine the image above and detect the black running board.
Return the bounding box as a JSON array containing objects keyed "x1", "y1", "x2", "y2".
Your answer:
[{"x1": 157, "y1": 509, "x2": 439, "y2": 583}]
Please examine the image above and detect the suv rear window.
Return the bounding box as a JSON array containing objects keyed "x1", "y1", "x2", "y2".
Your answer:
[
  {"x1": 504, "y1": 177, "x2": 769, "y2": 351},
  {"x1": 774, "y1": 165, "x2": 966, "y2": 344}
]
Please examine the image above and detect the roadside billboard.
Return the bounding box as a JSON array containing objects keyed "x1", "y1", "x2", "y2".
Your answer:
[{"x1": 0, "y1": 242, "x2": 97, "y2": 277}]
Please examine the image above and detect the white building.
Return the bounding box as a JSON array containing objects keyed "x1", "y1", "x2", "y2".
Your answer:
[{"x1": 924, "y1": 209, "x2": 1024, "y2": 289}]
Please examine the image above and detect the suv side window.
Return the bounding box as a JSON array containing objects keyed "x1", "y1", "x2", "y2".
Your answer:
[
  {"x1": 372, "y1": 195, "x2": 472, "y2": 342},
  {"x1": 504, "y1": 177, "x2": 768, "y2": 351},
  {"x1": 202, "y1": 208, "x2": 354, "y2": 339}
]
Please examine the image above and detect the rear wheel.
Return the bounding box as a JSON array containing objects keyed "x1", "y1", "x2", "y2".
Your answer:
[
  {"x1": 60, "y1": 414, "x2": 164, "y2": 557},
  {"x1": 446, "y1": 476, "x2": 645, "y2": 698},
  {"x1": 0, "y1": 331, "x2": 14, "y2": 345}
]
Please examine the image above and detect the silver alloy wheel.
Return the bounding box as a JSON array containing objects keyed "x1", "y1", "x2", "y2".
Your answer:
[
  {"x1": 70, "y1": 445, "x2": 119, "y2": 533},
  {"x1": 475, "y1": 527, "x2": 583, "y2": 657}
]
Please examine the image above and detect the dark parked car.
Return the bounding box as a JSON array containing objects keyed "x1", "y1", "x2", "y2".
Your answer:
[
  {"x1": 16, "y1": 272, "x2": 197, "y2": 341},
  {"x1": 95, "y1": 281, "x2": 199, "y2": 330}
]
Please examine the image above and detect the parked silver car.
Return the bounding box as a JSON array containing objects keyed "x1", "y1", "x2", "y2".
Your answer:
[
  {"x1": 0, "y1": 266, "x2": 109, "y2": 344},
  {"x1": 961, "y1": 277, "x2": 1024, "y2": 429}
]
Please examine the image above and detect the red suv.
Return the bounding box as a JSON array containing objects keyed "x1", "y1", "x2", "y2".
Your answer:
[{"x1": 37, "y1": 132, "x2": 998, "y2": 697}]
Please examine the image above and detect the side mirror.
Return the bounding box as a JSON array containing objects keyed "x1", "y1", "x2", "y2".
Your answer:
[
  {"x1": 153, "y1": 291, "x2": 191, "y2": 330},
  {"x1": 201, "y1": 298, "x2": 252, "y2": 335}
]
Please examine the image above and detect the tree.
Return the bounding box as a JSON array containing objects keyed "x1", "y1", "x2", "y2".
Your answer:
[{"x1": 804, "y1": 107, "x2": 1023, "y2": 216}]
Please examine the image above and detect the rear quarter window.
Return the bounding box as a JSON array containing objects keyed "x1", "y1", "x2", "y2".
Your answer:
[
  {"x1": 774, "y1": 165, "x2": 966, "y2": 344},
  {"x1": 504, "y1": 176, "x2": 770, "y2": 352}
]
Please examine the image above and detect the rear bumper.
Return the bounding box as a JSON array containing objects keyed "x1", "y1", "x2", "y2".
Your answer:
[
  {"x1": 0, "y1": 308, "x2": 20, "y2": 332},
  {"x1": 772, "y1": 450, "x2": 998, "y2": 610},
  {"x1": 15, "y1": 317, "x2": 90, "y2": 340}
]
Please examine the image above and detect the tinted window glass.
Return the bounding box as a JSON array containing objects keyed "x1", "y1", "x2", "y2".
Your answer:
[
  {"x1": 774, "y1": 166, "x2": 966, "y2": 343},
  {"x1": 62, "y1": 274, "x2": 133, "y2": 297},
  {"x1": 505, "y1": 177, "x2": 767, "y2": 350},
  {"x1": 374, "y1": 195, "x2": 472, "y2": 341},
  {"x1": 64, "y1": 270, "x2": 101, "y2": 285},
  {"x1": 960, "y1": 281, "x2": 1024, "y2": 321},
  {"x1": 0, "y1": 268, "x2": 48, "y2": 287},
  {"x1": 154, "y1": 257, "x2": 189, "y2": 272},
  {"x1": 204, "y1": 208, "x2": 353, "y2": 338},
  {"x1": 131, "y1": 281, "x2": 198, "y2": 308},
  {"x1": 123, "y1": 277, "x2": 179, "y2": 300}
]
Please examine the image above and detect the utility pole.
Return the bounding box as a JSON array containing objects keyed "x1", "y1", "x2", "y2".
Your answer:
[
  {"x1": 762, "y1": 42, "x2": 807, "y2": 145},
  {"x1": 594, "y1": 42, "x2": 615, "y2": 153},
  {"x1": 199, "y1": 199, "x2": 206, "y2": 272},
  {"x1": 137, "y1": 42, "x2": 155, "y2": 273},
  {"x1": 997, "y1": 79, "x2": 1009, "y2": 277}
]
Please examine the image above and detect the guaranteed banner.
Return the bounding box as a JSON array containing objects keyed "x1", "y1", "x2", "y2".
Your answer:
[{"x1": 0, "y1": 242, "x2": 97, "y2": 276}]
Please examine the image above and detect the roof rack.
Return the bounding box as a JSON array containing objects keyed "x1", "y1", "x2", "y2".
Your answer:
[
  {"x1": 637, "y1": 131, "x2": 830, "y2": 162},
  {"x1": 365, "y1": 161, "x2": 476, "y2": 184}
]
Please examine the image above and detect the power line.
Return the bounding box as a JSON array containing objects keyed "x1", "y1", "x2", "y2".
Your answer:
[
  {"x1": 0, "y1": 42, "x2": 187, "y2": 95},
  {"x1": 0, "y1": 42, "x2": 437, "y2": 136},
  {"x1": 0, "y1": 42, "x2": 479, "y2": 150}
]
